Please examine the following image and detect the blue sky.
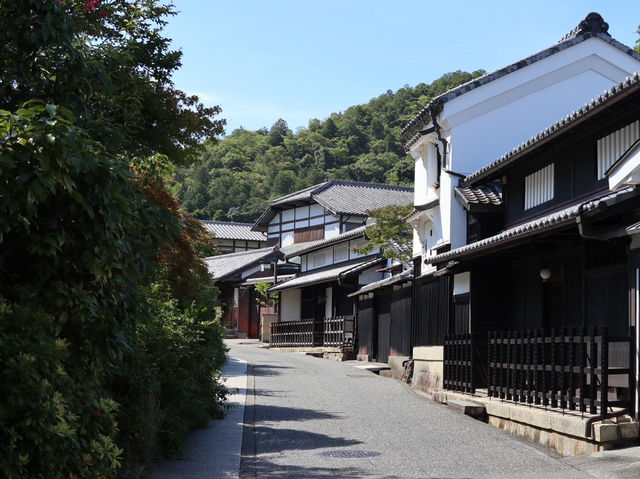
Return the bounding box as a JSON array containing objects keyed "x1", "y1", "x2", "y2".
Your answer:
[{"x1": 164, "y1": 1, "x2": 640, "y2": 135}]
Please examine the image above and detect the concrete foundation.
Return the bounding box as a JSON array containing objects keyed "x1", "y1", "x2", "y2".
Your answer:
[
  {"x1": 412, "y1": 346, "x2": 443, "y2": 396},
  {"x1": 434, "y1": 390, "x2": 639, "y2": 456},
  {"x1": 388, "y1": 355, "x2": 410, "y2": 373}
]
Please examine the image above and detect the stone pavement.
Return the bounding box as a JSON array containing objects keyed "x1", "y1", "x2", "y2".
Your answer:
[
  {"x1": 151, "y1": 340, "x2": 640, "y2": 478},
  {"x1": 150, "y1": 352, "x2": 248, "y2": 479}
]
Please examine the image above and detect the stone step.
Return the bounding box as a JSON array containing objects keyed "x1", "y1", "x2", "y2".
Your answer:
[{"x1": 447, "y1": 399, "x2": 486, "y2": 418}]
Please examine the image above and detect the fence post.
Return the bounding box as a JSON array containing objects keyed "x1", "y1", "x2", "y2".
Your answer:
[
  {"x1": 589, "y1": 327, "x2": 598, "y2": 415},
  {"x1": 578, "y1": 327, "x2": 585, "y2": 413},
  {"x1": 559, "y1": 327, "x2": 566, "y2": 410},
  {"x1": 600, "y1": 326, "x2": 608, "y2": 417},
  {"x1": 568, "y1": 327, "x2": 575, "y2": 411}
]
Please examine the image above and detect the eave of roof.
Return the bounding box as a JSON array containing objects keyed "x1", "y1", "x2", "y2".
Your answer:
[
  {"x1": 401, "y1": 13, "x2": 640, "y2": 148},
  {"x1": 454, "y1": 183, "x2": 503, "y2": 211},
  {"x1": 463, "y1": 73, "x2": 640, "y2": 186},
  {"x1": 269, "y1": 256, "x2": 384, "y2": 292},
  {"x1": 347, "y1": 268, "x2": 413, "y2": 297},
  {"x1": 426, "y1": 187, "x2": 638, "y2": 266},
  {"x1": 201, "y1": 220, "x2": 267, "y2": 241},
  {"x1": 205, "y1": 246, "x2": 283, "y2": 281}
]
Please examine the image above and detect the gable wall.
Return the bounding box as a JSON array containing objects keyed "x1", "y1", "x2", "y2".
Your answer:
[{"x1": 411, "y1": 37, "x2": 640, "y2": 254}]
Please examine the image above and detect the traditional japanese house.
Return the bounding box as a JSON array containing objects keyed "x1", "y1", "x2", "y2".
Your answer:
[
  {"x1": 401, "y1": 12, "x2": 640, "y2": 394},
  {"x1": 201, "y1": 220, "x2": 266, "y2": 253},
  {"x1": 256, "y1": 180, "x2": 414, "y2": 352},
  {"x1": 348, "y1": 242, "x2": 413, "y2": 367},
  {"x1": 205, "y1": 247, "x2": 289, "y2": 338},
  {"x1": 427, "y1": 74, "x2": 640, "y2": 451}
]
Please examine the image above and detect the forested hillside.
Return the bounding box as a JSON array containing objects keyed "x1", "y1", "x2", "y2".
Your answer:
[{"x1": 176, "y1": 70, "x2": 485, "y2": 223}]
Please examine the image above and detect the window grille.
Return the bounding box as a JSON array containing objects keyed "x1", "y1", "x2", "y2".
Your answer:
[
  {"x1": 597, "y1": 120, "x2": 640, "y2": 179},
  {"x1": 524, "y1": 164, "x2": 554, "y2": 210}
]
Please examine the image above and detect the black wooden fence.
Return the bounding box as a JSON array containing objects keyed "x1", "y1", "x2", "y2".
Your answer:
[
  {"x1": 271, "y1": 316, "x2": 355, "y2": 349},
  {"x1": 443, "y1": 327, "x2": 634, "y2": 417},
  {"x1": 443, "y1": 334, "x2": 475, "y2": 393},
  {"x1": 487, "y1": 327, "x2": 633, "y2": 416}
]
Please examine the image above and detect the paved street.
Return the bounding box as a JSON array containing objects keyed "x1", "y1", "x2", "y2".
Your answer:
[
  {"x1": 153, "y1": 340, "x2": 640, "y2": 479},
  {"x1": 232, "y1": 341, "x2": 583, "y2": 479}
]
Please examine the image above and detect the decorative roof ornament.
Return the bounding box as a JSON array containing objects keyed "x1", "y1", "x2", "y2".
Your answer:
[{"x1": 561, "y1": 12, "x2": 610, "y2": 42}]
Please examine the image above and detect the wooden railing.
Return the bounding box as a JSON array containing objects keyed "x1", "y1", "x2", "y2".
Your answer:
[
  {"x1": 444, "y1": 334, "x2": 475, "y2": 393},
  {"x1": 487, "y1": 327, "x2": 632, "y2": 416},
  {"x1": 270, "y1": 316, "x2": 355, "y2": 349},
  {"x1": 324, "y1": 316, "x2": 355, "y2": 348},
  {"x1": 270, "y1": 319, "x2": 321, "y2": 348}
]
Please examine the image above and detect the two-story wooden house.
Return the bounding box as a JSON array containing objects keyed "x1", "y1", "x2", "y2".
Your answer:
[
  {"x1": 256, "y1": 180, "x2": 414, "y2": 353},
  {"x1": 426, "y1": 74, "x2": 640, "y2": 453},
  {"x1": 402, "y1": 12, "x2": 640, "y2": 394}
]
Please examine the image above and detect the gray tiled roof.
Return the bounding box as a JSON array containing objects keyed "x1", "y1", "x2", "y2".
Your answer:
[
  {"x1": 269, "y1": 256, "x2": 384, "y2": 292},
  {"x1": 270, "y1": 181, "x2": 331, "y2": 206},
  {"x1": 464, "y1": 73, "x2": 640, "y2": 186},
  {"x1": 205, "y1": 247, "x2": 282, "y2": 281},
  {"x1": 282, "y1": 226, "x2": 367, "y2": 259},
  {"x1": 348, "y1": 268, "x2": 413, "y2": 297},
  {"x1": 454, "y1": 182, "x2": 503, "y2": 210},
  {"x1": 253, "y1": 180, "x2": 413, "y2": 230},
  {"x1": 427, "y1": 187, "x2": 638, "y2": 266},
  {"x1": 201, "y1": 221, "x2": 267, "y2": 241},
  {"x1": 313, "y1": 181, "x2": 413, "y2": 216},
  {"x1": 401, "y1": 13, "x2": 640, "y2": 147},
  {"x1": 627, "y1": 221, "x2": 640, "y2": 235},
  {"x1": 279, "y1": 240, "x2": 326, "y2": 258}
]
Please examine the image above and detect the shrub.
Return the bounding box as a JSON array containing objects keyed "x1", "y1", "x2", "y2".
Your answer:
[{"x1": 0, "y1": 304, "x2": 122, "y2": 478}]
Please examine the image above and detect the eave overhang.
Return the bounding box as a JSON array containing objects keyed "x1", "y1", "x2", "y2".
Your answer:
[{"x1": 426, "y1": 187, "x2": 638, "y2": 266}]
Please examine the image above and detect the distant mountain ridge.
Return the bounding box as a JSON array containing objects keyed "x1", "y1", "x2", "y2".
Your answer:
[{"x1": 175, "y1": 70, "x2": 485, "y2": 223}]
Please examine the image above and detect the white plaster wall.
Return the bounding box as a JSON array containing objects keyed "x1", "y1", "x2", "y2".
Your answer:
[
  {"x1": 412, "y1": 219, "x2": 423, "y2": 258},
  {"x1": 451, "y1": 69, "x2": 631, "y2": 175},
  {"x1": 413, "y1": 145, "x2": 428, "y2": 205},
  {"x1": 280, "y1": 289, "x2": 301, "y2": 322},
  {"x1": 453, "y1": 272, "x2": 471, "y2": 295}
]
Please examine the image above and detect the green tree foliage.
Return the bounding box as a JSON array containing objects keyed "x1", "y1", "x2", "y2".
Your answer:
[
  {"x1": 0, "y1": 2, "x2": 226, "y2": 477},
  {"x1": 636, "y1": 24, "x2": 640, "y2": 53},
  {"x1": 355, "y1": 205, "x2": 414, "y2": 261},
  {"x1": 254, "y1": 280, "x2": 278, "y2": 307},
  {"x1": 0, "y1": 0, "x2": 225, "y2": 163},
  {"x1": 177, "y1": 70, "x2": 485, "y2": 222}
]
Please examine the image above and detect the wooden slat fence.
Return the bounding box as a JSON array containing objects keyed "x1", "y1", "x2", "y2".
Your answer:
[
  {"x1": 271, "y1": 316, "x2": 355, "y2": 349},
  {"x1": 487, "y1": 327, "x2": 632, "y2": 416},
  {"x1": 444, "y1": 334, "x2": 475, "y2": 393}
]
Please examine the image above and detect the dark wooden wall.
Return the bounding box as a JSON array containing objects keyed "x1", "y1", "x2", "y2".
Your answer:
[
  {"x1": 390, "y1": 285, "x2": 412, "y2": 357},
  {"x1": 356, "y1": 295, "x2": 375, "y2": 357},
  {"x1": 470, "y1": 238, "x2": 629, "y2": 336},
  {"x1": 453, "y1": 293, "x2": 470, "y2": 335},
  {"x1": 504, "y1": 101, "x2": 640, "y2": 227},
  {"x1": 412, "y1": 275, "x2": 451, "y2": 346}
]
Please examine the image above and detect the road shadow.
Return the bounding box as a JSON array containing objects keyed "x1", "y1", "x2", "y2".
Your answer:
[
  {"x1": 254, "y1": 425, "x2": 361, "y2": 454},
  {"x1": 247, "y1": 458, "x2": 376, "y2": 478},
  {"x1": 252, "y1": 388, "x2": 288, "y2": 398},
  {"x1": 254, "y1": 403, "x2": 342, "y2": 423},
  {"x1": 251, "y1": 364, "x2": 293, "y2": 377}
]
